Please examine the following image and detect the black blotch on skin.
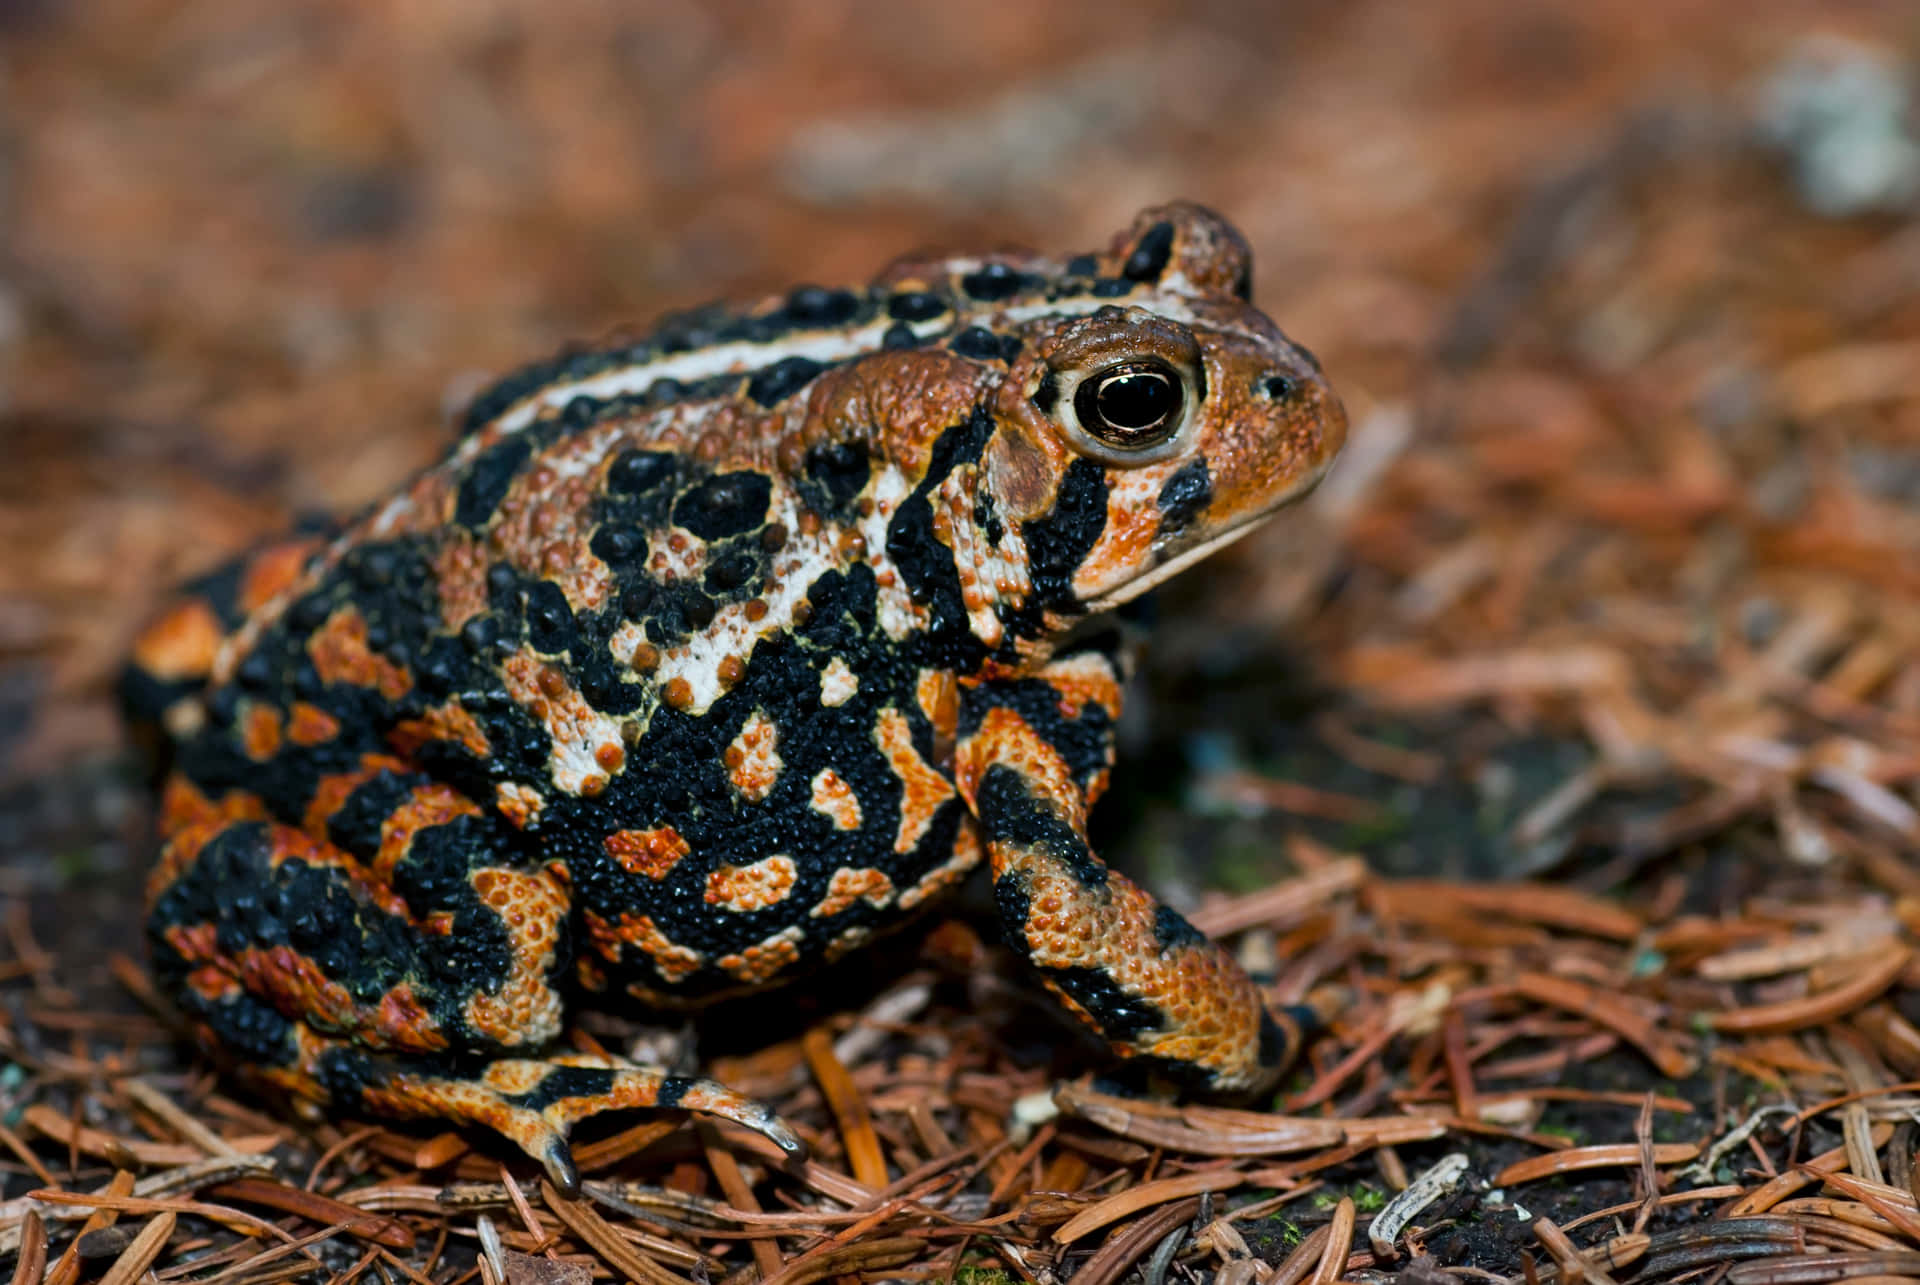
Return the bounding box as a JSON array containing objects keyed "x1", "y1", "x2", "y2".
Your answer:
[
  {"x1": 887, "y1": 290, "x2": 947, "y2": 322},
  {"x1": 973, "y1": 493, "x2": 1005, "y2": 546},
  {"x1": 116, "y1": 665, "x2": 200, "y2": 735},
  {"x1": 525, "y1": 581, "x2": 575, "y2": 654},
  {"x1": 705, "y1": 548, "x2": 759, "y2": 594},
  {"x1": 1045, "y1": 965, "x2": 1167, "y2": 1042},
  {"x1": 960, "y1": 679, "x2": 1113, "y2": 791},
  {"x1": 960, "y1": 673, "x2": 1112, "y2": 792},
  {"x1": 994, "y1": 871, "x2": 1033, "y2": 952},
  {"x1": 1091, "y1": 278, "x2": 1135, "y2": 298},
  {"x1": 802, "y1": 442, "x2": 870, "y2": 516},
  {"x1": 620, "y1": 581, "x2": 656, "y2": 618},
  {"x1": 150, "y1": 822, "x2": 424, "y2": 1006},
  {"x1": 1031, "y1": 373, "x2": 1060, "y2": 417},
  {"x1": 607, "y1": 450, "x2": 677, "y2": 496},
  {"x1": 784, "y1": 286, "x2": 860, "y2": 326},
  {"x1": 680, "y1": 593, "x2": 717, "y2": 631},
  {"x1": 414, "y1": 636, "x2": 468, "y2": 699},
  {"x1": 1155, "y1": 456, "x2": 1211, "y2": 538},
  {"x1": 1258, "y1": 1010, "x2": 1291, "y2": 1069},
  {"x1": 674, "y1": 472, "x2": 773, "y2": 540},
  {"x1": 975, "y1": 764, "x2": 1106, "y2": 890},
  {"x1": 961, "y1": 263, "x2": 1023, "y2": 301},
  {"x1": 950, "y1": 326, "x2": 1007, "y2": 362},
  {"x1": 236, "y1": 649, "x2": 274, "y2": 690},
  {"x1": 183, "y1": 556, "x2": 249, "y2": 631},
  {"x1": 1021, "y1": 457, "x2": 1109, "y2": 609},
  {"x1": 206, "y1": 991, "x2": 302, "y2": 1066},
  {"x1": 1064, "y1": 253, "x2": 1099, "y2": 277},
  {"x1": 881, "y1": 321, "x2": 919, "y2": 350},
  {"x1": 1122, "y1": 221, "x2": 1176, "y2": 282},
  {"x1": 1232, "y1": 260, "x2": 1254, "y2": 302},
  {"x1": 590, "y1": 525, "x2": 647, "y2": 566},
  {"x1": 327, "y1": 770, "x2": 422, "y2": 860},
  {"x1": 558, "y1": 395, "x2": 606, "y2": 432},
  {"x1": 455, "y1": 437, "x2": 533, "y2": 528},
  {"x1": 746, "y1": 356, "x2": 825, "y2": 407},
  {"x1": 885, "y1": 409, "x2": 995, "y2": 665},
  {"x1": 1152, "y1": 904, "x2": 1207, "y2": 953}
]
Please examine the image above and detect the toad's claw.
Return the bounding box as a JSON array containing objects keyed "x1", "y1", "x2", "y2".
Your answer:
[{"x1": 540, "y1": 1138, "x2": 582, "y2": 1197}]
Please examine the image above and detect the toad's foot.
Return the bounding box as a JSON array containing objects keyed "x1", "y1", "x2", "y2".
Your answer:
[
  {"x1": 217, "y1": 1004, "x2": 804, "y2": 1193},
  {"x1": 365, "y1": 1054, "x2": 807, "y2": 1193}
]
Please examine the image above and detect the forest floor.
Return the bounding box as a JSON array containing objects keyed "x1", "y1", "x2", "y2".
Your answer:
[{"x1": 4, "y1": 2, "x2": 1920, "y2": 1281}]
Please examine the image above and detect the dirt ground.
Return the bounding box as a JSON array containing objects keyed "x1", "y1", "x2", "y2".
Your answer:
[{"x1": 5, "y1": 2, "x2": 1920, "y2": 1282}]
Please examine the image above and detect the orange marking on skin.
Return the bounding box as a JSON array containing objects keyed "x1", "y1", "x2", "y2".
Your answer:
[
  {"x1": 480, "y1": 436, "x2": 621, "y2": 617},
  {"x1": 874, "y1": 707, "x2": 956, "y2": 854},
  {"x1": 307, "y1": 607, "x2": 412, "y2": 700},
  {"x1": 808, "y1": 769, "x2": 863, "y2": 830},
  {"x1": 389, "y1": 700, "x2": 491, "y2": 760},
  {"x1": 463, "y1": 868, "x2": 568, "y2": 1047},
  {"x1": 301, "y1": 754, "x2": 408, "y2": 836},
  {"x1": 824, "y1": 925, "x2": 874, "y2": 962},
  {"x1": 286, "y1": 702, "x2": 340, "y2": 746},
  {"x1": 810, "y1": 867, "x2": 894, "y2": 918},
  {"x1": 238, "y1": 538, "x2": 323, "y2": 614},
  {"x1": 706, "y1": 855, "x2": 798, "y2": 913},
  {"x1": 718, "y1": 925, "x2": 804, "y2": 984},
  {"x1": 954, "y1": 706, "x2": 1080, "y2": 822},
  {"x1": 1034, "y1": 650, "x2": 1124, "y2": 721},
  {"x1": 131, "y1": 599, "x2": 225, "y2": 683},
  {"x1": 915, "y1": 669, "x2": 960, "y2": 766},
  {"x1": 723, "y1": 711, "x2": 782, "y2": 801},
  {"x1": 146, "y1": 779, "x2": 273, "y2": 905},
  {"x1": 897, "y1": 823, "x2": 985, "y2": 911},
  {"x1": 495, "y1": 781, "x2": 545, "y2": 829},
  {"x1": 165, "y1": 921, "x2": 221, "y2": 967},
  {"x1": 604, "y1": 826, "x2": 690, "y2": 880},
  {"x1": 240, "y1": 703, "x2": 283, "y2": 761},
  {"x1": 430, "y1": 532, "x2": 492, "y2": 634},
  {"x1": 184, "y1": 962, "x2": 240, "y2": 1005},
  {"x1": 375, "y1": 784, "x2": 485, "y2": 881},
  {"x1": 159, "y1": 772, "x2": 264, "y2": 835},
  {"x1": 584, "y1": 911, "x2": 704, "y2": 984},
  {"x1": 375, "y1": 985, "x2": 442, "y2": 1049},
  {"x1": 231, "y1": 939, "x2": 405, "y2": 1048}
]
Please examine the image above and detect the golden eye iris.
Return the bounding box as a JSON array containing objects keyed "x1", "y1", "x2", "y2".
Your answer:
[{"x1": 1074, "y1": 360, "x2": 1184, "y2": 448}]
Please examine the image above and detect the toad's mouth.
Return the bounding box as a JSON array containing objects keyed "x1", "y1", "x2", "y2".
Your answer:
[{"x1": 1080, "y1": 515, "x2": 1270, "y2": 613}]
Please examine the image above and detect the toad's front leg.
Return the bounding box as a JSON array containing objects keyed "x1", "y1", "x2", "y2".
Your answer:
[{"x1": 955, "y1": 647, "x2": 1316, "y2": 1094}]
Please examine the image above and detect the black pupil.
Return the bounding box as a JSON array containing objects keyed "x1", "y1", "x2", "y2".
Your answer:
[{"x1": 1093, "y1": 369, "x2": 1176, "y2": 433}]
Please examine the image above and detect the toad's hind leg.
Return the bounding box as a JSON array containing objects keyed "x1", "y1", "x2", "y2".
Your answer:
[
  {"x1": 149, "y1": 786, "x2": 802, "y2": 1190},
  {"x1": 182, "y1": 983, "x2": 800, "y2": 1192},
  {"x1": 955, "y1": 647, "x2": 1323, "y2": 1095}
]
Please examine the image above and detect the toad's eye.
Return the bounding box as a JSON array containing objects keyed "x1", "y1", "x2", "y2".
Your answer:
[{"x1": 1074, "y1": 361, "x2": 1184, "y2": 449}]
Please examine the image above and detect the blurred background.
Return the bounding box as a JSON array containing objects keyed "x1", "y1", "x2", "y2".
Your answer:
[{"x1": 3, "y1": 0, "x2": 1918, "y2": 903}]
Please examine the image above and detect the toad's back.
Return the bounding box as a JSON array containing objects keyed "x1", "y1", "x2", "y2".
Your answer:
[{"x1": 124, "y1": 203, "x2": 1346, "y2": 1189}]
